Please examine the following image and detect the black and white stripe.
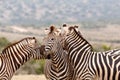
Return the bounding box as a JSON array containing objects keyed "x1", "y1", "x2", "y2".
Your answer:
[
  {"x1": 0, "y1": 37, "x2": 41, "y2": 80},
  {"x1": 42, "y1": 26, "x2": 74, "y2": 80},
  {"x1": 62, "y1": 26, "x2": 120, "y2": 80}
]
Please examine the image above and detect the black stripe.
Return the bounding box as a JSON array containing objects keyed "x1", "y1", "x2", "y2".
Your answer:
[
  {"x1": 95, "y1": 54, "x2": 100, "y2": 76},
  {"x1": 7, "y1": 48, "x2": 15, "y2": 72},
  {"x1": 99, "y1": 54, "x2": 105, "y2": 80},
  {"x1": 103, "y1": 55, "x2": 111, "y2": 80},
  {"x1": 112, "y1": 66, "x2": 116, "y2": 80},
  {"x1": 89, "y1": 53, "x2": 96, "y2": 75}
]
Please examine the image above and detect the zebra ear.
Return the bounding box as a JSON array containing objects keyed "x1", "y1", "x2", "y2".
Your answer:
[
  {"x1": 50, "y1": 26, "x2": 54, "y2": 31},
  {"x1": 57, "y1": 27, "x2": 61, "y2": 33},
  {"x1": 71, "y1": 25, "x2": 82, "y2": 36},
  {"x1": 50, "y1": 26, "x2": 56, "y2": 33},
  {"x1": 68, "y1": 26, "x2": 75, "y2": 33},
  {"x1": 62, "y1": 24, "x2": 69, "y2": 35},
  {"x1": 74, "y1": 25, "x2": 79, "y2": 32},
  {"x1": 56, "y1": 27, "x2": 62, "y2": 36},
  {"x1": 49, "y1": 26, "x2": 61, "y2": 36},
  {"x1": 44, "y1": 28, "x2": 50, "y2": 34}
]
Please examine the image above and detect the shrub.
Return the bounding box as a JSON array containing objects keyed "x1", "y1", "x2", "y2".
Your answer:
[
  {"x1": 93, "y1": 44, "x2": 112, "y2": 52},
  {"x1": 35, "y1": 59, "x2": 45, "y2": 74},
  {"x1": 102, "y1": 44, "x2": 111, "y2": 51},
  {"x1": 0, "y1": 37, "x2": 10, "y2": 51}
]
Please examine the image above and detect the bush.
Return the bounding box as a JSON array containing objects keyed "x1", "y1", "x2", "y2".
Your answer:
[
  {"x1": 15, "y1": 59, "x2": 45, "y2": 75},
  {"x1": 35, "y1": 59, "x2": 45, "y2": 74},
  {"x1": 93, "y1": 44, "x2": 112, "y2": 52},
  {"x1": 102, "y1": 44, "x2": 111, "y2": 51},
  {"x1": 0, "y1": 37, "x2": 10, "y2": 51}
]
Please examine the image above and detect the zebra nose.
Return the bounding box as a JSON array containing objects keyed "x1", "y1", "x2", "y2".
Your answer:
[
  {"x1": 47, "y1": 54, "x2": 51, "y2": 59},
  {"x1": 39, "y1": 45, "x2": 45, "y2": 55}
]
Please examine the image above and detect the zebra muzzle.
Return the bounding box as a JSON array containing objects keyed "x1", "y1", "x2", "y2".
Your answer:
[{"x1": 46, "y1": 54, "x2": 51, "y2": 59}]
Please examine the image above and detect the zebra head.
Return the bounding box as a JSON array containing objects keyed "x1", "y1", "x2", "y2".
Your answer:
[
  {"x1": 1, "y1": 37, "x2": 41, "y2": 61},
  {"x1": 41, "y1": 26, "x2": 63, "y2": 59},
  {"x1": 62, "y1": 24, "x2": 80, "y2": 35},
  {"x1": 27, "y1": 37, "x2": 47, "y2": 59},
  {"x1": 22, "y1": 37, "x2": 41, "y2": 59},
  {"x1": 24, "y1": 37, "x2": 38, "y2": 48},
  {"x1": 61, "y1": 24, "x2": 84, "y2": 50}
]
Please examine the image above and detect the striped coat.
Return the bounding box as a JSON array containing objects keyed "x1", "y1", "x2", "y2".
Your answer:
[
  {"x1": 61, "y1": 26, "x2": 120, "y2": 80},
  {"x1": 42, "y1": 26, "x2": 75, "y2": 80},
  {"x1": 0, "y1": 37, "x2": 41, "y2": 80}
]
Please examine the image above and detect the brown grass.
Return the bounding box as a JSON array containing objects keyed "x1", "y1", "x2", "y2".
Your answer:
[{"x1": 12, "y1": 75, "x2": 46, "y2": 80}]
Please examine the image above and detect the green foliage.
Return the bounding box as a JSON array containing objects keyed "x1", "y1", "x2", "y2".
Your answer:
[
  {"x1": 15, "y1": 59, "x2": 45, "y2": 75},
  {"x1": 0, "y1": 37, "x2": 10, "y2": 47},
  {"x1": 35, "y1": 59, "x2": 45, "y2": 74},
  {"x1": 0, "y1": 37, "x2": 10, "y2": 51},
  {"x1": 102, "y1": 44, "x2": 111, "y2": 51},
  {"x1": 93, "y1": 44, "x2": 112, "y2": 52}
]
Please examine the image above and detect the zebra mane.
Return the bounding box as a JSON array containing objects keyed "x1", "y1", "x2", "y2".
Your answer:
[
  {"x1": 1, "y1": 37, "x2": 35, "y2": 54},
  {"x1": 74, "y1": 25, "x2": 78, "y2": 28},
  {"x1": 49, "y1": 26, "x2": 61, "y2": 36},
  {"x1": 69, "y1": 26, "x2": 79, "y2": 34},
  {"x1": 68, "y1": 26, "x2": 93, "y2": 50},
  {"x1": 69, "y1": 26, "x2": 82, "y2": 36}
]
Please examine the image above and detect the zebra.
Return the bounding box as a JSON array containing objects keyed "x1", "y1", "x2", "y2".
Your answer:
[
  {"x1": 61, "y1": 25, "x2": 120, "y2": 80},
  {"x1": 41, "y1": 26, "x2": 74, "y2": 80},
  {"x1": 0, "y1": 37, "x2": 42, "y2": 80},
  {"x1": 43, "y1": 25, "x2": 120, "y2": 80}
]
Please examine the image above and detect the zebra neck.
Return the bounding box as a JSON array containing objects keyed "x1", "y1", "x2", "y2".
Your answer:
[
  {"x1": 4, "y1": 46, "x2": 32, "y2": 72},
  {"x1": 65, "y1": 32, "x2": 92, "y2": 66},
  {"x1": 65, "y1": 31, "x2": 92, "y2": 55},
  {"x1": 66, "y1": 39, "x2": 92, "y2": 55},
  {"x1": 51, "y1": 49, "x2": 65, "y2": 68},
  {"x1": 34, "y1": 48, "x2": 45, "y2": 59}
]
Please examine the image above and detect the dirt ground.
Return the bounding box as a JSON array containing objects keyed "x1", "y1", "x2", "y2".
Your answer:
[{"x1": 12, "y1": 75, "x2": 46, "y2": 80}]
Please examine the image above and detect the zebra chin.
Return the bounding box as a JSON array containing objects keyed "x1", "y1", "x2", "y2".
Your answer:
[
  {"x1": 39, "y1": 45, "x2": 52, "y2": 59},
  {"x1": 44, "y1": 51, "x2": 53, "y2": 59}
]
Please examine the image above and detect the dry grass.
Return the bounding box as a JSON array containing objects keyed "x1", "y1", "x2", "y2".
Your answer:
[{"x1": 12, "y1": 75, "x2": 46, "y2": 80}]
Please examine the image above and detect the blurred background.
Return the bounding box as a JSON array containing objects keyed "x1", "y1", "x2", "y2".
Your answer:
[{"x1": 0, "y1": 0, "x2": 120, "y2": 79}]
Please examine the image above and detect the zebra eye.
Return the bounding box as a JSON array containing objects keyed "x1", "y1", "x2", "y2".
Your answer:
[{"x1": 51, "y1": 38, "x2": 54, "y2": 40}]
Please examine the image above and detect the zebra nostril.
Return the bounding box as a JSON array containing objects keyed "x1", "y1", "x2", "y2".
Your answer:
[
  {"x1": 33, "y1": 37, "x2": 35, "y2": 39},
  {"x1": 47, "y1": 54, "x2": 51, "y2": 59}
]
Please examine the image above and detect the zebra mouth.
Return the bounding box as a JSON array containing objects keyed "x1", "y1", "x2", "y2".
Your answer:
[
  {"x1": 45, "y1": 51, "x2": 53, "y2": 59},
  {"x1": 46, "y1": 54, "x2": 51, "y2": 59}
]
